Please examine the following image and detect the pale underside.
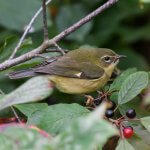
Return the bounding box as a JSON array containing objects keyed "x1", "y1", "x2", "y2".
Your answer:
[{"x1": 49, "y1": 73, "x2": 109, "y2": 94}]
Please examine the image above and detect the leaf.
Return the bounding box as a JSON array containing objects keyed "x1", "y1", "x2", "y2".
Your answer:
[
  {"x1": 0, "y1": 125, "x2": 53, "y2": 150},
  {"x1": 140, "y1": 116, "x2": 150, "y2": 132},
  {"x1": 28, "y1": 103, "x2": 90, "y2": 134},
  {"x1": 116, "y1": 140, "x2": 135, "y2": 150},
  {"x1": 0, "y1": 36, "x2": 33, "y2": 63},
  {"x1": 0, "y1": 0, "x2": 52, "y2": 31},
  {"x1": 56, "y1": 4, "x2": 92, "y2": 42},
  {"x1": 0, "y1": 35, "x2": 18, "y2": 63},
  {"x1": 109, "y1": 68, "x2": 137, "y2": 92},
  {"x1": 131, "y1": 125, "x2": 150, "y2": 150},
  {"x1": 15, "y1": 103, "x2": 48, "y2": 117},
  {"x1": 118, "y1": 71, "x2": 149, "y2": 104},
  {"x1": 51, "y1": 103, "x2": 118, "y2": 150},
  {"x1": 0, "y1": 76, "x2": 53, "y2": 110}
]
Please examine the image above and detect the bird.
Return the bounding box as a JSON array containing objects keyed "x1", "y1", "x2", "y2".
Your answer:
[{"x1": 8, "y1": 47, "x2": 125, "y2": 94}]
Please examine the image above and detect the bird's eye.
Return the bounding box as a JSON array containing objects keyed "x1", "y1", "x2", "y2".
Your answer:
[{"x1": 104, "y1": 56, "x2": 111, "y2": 62}]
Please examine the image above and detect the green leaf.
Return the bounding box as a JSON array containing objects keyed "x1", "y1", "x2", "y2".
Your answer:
[
  {"x1": 51, "y1": 103, "x2": 118, "y2": 150},
  {"x1": 0, "y1": 0, "x2": 52, "y2": 31},
  {"x1": 118, "y1": 71, "x2": 149, "y2": 104},
  {"x1": 116, "y1": 140, "x2": 135, "y2": 150},
  {"x1": 0, "y1": 76, "x2": 53, "y2": 110},
  {"x1": 140, "y1": 116, "x2": 150, "y2": 132},
  {"x1": 0, "y1": 36, "x2": 33, "y2": 63},
  {"x1": 15, "y1": 103, "x2": 48, "y2": 117},
  {"x1": 28, "y1": 103, "x2": 90, "y2": 134},
  {"x1": 0, "y1": 35, "x2": 18, "y2": 63},
  {"x1": 109, "y1": 68, "x2": 137, "y2": 92},
  {"x1": 56, "y1": 4, "x2": 92, "y2": 42},
  {"x1": 0, "y1": 125, "x2": 53, "y2": 150},
  {"x1": 131, "y1": 125, "x2": 150, "y2": 150}
]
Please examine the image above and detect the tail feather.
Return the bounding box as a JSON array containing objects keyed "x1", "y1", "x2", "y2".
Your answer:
[{"x1": 8, "y1": 69, "x2": 37, "y2": 79}]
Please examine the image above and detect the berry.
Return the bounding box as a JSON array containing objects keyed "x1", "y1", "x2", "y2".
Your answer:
[
  {"x1": 126, "y1": 109, "x2": 136, "y2": 118},
  {"x1": 94, "y1": 99, "x2": 101, "y2": 106},
  {"x1": 105, "y1": 109, "x2": 114, "y2": 118},
  {"x1": 123, "y1": 126, "x2": 134, "y2": 139}
]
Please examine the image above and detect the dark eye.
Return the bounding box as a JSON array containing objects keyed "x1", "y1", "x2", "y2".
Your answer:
[{"x1": 104, "y1": 56, "x2": 111, "y2": 62}]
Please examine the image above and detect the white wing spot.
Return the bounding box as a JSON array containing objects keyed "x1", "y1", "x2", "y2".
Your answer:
[{"x1": 75, "y1": 72, "x2": 82, "y2": 78}]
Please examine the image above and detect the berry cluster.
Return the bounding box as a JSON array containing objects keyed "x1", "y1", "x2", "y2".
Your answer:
[
  {"x1": 85, "y1": 91, "x2": 136, "y2": 139},
  {"x1": 105, "y1": 105, "x2": 136, "y2": 139}
]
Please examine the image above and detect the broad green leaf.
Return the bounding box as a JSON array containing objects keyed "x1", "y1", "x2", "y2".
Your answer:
[
  {"x1": 132, "y1": 125, "x2": 150, "y2": 150},
  {"x1": 15, "y1": 103, "x2": 48, "y2": 117},
  {"x1": 56, "y1": 4, "x2": 92, "y2": 42},
  {"x1": 109, "y1": 68, "x2": 137, "y2": 92},
  {"x1": 0, "y1": 125, "x2": 53, "y2": 150},
  {"x1": 118, "y1": 71, "x2": 149, "y2": 104},
  {"x1": 28, "y1": 103, "x2": 90, "y2": 134},
  {"x1": 0, "y1": 0, "x2": 51, "y2": 31},
  {"x1": 116, "y1": 140, "x2": 135, "y2": 150},
  {"x1": 51, "y1": 103, "x2": 118, "y2": 150},
  {"x1": 140, "y1": 116, "x2": 150, "y2": 132},
  {"x1": 0, "y1": 76, "x2": 53, "y2": 110}
]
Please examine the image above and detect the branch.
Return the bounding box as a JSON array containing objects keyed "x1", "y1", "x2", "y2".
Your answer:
[
  {"x1": 9, "y1": 0, "x2": 53, "y2": 60},
  {"x1": 42, "y1": 0, "x2": 49, "y2": 40},
  {"x1": 0, "y1": 0, "x2": 118, "y2": 71}
]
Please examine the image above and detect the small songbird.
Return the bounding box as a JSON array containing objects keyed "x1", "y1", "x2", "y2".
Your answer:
[{"x1": 8, "y1": 48, "x2": 125, "y2": 94}]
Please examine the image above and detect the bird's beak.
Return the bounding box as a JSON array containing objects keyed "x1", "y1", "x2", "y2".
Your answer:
[
  {"x1": 117, "y1": 55, "x2": 127, "y2": 59},
  {"x1": 114, "y1": 55, "x2": 126, "y2": 63}
]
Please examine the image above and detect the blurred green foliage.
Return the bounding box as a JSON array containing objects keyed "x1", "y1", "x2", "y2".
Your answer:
[{"x1": 0, "y1": 0, "x2": 150, "y2": 149}]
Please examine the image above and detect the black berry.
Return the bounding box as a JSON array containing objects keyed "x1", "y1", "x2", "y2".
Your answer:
[
  {"x1": 105, "y1": 109, "x2": 114, "y2": 118},
  {"x1": 94, "y1": 99, "x2": 101, "y2": 106},
  {"x1": 126, "y1": 109, "x2": 136, "y2": 118}
]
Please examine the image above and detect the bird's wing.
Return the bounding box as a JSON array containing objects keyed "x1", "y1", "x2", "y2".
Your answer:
[{"x1": 34, "y1": 56, "x2": 104, "y2": 79}]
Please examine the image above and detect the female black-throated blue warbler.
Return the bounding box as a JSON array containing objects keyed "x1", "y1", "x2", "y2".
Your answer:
[{"x1": 8, "y1": 48, "x2": 125, "y2": 94}]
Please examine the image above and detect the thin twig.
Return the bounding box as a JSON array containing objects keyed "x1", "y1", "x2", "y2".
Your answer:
[
  {"x1": 42, "y1": 0, "x2": 49, "y2": 40},
  {"x1": 0, "y1": 89, "x2": 21, "y2": 123},
  {"x1": 53, "y1": 43, "x2": 66, "y2": 55},
  {"x1": 10, "y1": 107, "x2": 22, "y2": 123},
  {"x1": 0, "y1": 0, "x2": 118, "y2": 71},
  {"x1": 9, "y1": 0, "x2": 53, "y2": 60}
]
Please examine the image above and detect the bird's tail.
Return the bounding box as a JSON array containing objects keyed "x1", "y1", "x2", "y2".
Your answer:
[{"x1": 8, "y1": 69, "x2": 37, "y2": 79}]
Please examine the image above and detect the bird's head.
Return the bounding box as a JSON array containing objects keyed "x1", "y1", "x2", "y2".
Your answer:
[{"x1": 95, "y1": 48, "x2": 126, "y2": 77}]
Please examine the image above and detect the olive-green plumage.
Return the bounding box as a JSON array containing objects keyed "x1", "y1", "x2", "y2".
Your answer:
[{"x1": 8, "y1": 48, "x2": 123, "y2": 94}]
